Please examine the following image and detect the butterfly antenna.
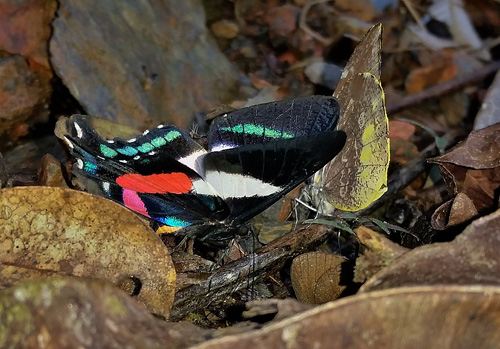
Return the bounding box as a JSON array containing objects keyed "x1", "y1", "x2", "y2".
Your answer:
[
  {"x1": 295, "y1": 197, "x2": 319, "y2": 216},
  {"x1": 189, "y1": 123, "x2": 199, "y2": 138}
]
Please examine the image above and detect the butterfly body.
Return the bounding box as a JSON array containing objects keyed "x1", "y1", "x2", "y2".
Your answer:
[{"x1": 57, "y1": 95, "x2": 346, "y2": 243}]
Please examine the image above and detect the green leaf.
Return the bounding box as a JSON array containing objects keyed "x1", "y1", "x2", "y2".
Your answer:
[
  {"x1": 340, "y1": 212, "x2": 357, "y2": 220},
  {"x1": 304, "y1": 219, "x2": 355, "y2": 235},
  {"x1": 369, "y1": 218, "x2": 390, "y2": 234}
]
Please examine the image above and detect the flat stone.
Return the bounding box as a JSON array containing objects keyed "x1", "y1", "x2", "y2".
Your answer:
[{"x1": 50, "y1": 0, "x2": 240, "y2": 129}]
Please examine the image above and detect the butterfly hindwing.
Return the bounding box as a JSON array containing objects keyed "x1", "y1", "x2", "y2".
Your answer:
[{"x1": 58, "y1": 115, "x2": 230, "y2": 230}]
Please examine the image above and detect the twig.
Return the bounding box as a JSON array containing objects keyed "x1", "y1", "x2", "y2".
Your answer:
[
  {"x1": 170, "y1": 223, "x2": 334, "y2": 320},
  {"x1": 400, "y1": 0, "x2": 426, "y2": 30},
  {"x1": 385, "y1": 61, "x2": 500, "y2": 115},
  {"x1": 299, "y1": 0, "x2": 335, "y2": 46}
]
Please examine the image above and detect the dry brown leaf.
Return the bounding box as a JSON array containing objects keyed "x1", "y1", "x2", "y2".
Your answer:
[
  {"x1": 0, "y1": 55, "x2": 52, "y2": 138},
  {"x1": 431, "y1": 123, "x2": 500, "y2": 169},
  {"x1": 193, "y1": 286, "x2": 500, "y2": 349},
  {"x1": 265, "y1": 5, "x2": 300, "y2": 38},
  {"x1": 0, "y1": 0, "x2": 56, "y2": 138},
  {"x1": 85, "y1": 115, "x2": 141, "y2": 140},
  {"x1": 361, "y1": 208, "x2": 500, "y2": 292},
  {"x1": 388, "y1": 120, "x2": 416, "y2": 140},
  {"x1": 210, "y1": 19, "x2": 240, "y2": 39},
  {"x1": 0, "y1": 186, "x2": 176, "y2": 318},
  {"x1": 390, "y1": 137, "x2": 419, "y2": 165},
  {"x1": 291, "y1": 252, "x2": 345, "y2": 304},
  {"x1": 243, "y1": 298, "x2": 314, "y2": 322},
  {"x1": 0, "y1": 0, "x2": 57, "y2": 71}
]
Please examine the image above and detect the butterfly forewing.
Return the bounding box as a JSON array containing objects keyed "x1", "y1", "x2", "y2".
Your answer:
[{"x1": 208, "y1": 96, "x2": 340, "y2": 151}]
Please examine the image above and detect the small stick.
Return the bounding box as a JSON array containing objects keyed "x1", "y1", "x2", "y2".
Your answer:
[
  {"x1": 299, "y1": 0, "x2": 335, "y2": 46},
  {"x1": 385, "y1": 61, "x2": 500, "y2": 115}
]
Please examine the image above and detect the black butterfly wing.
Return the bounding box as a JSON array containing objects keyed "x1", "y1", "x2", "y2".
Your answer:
[
  {"x1": 202, "y1": 130, "x2": 346, "y2": 225},
  {"x1": 208, "y1": 96, "x2": 340, "y2": 150},
  {"x1": 57, "y1": 115, "x2": 230, "y2": 230}
]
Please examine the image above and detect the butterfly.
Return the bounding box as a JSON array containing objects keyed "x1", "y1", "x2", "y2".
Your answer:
[
  {"x1": 57, "y1": 95, "x2": 346, "y2": 243},
  {"x1": 311, "y1": 24, "x2": 389, "y2": 214}
]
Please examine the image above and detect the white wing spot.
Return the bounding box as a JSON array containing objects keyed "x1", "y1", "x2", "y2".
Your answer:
[
  {"x1": 133, "y1": 155, "x2": 140, "y2": 160},
  {"x1": 127, "y1": 138, "x2": 137, "y2": 143},
  {"x1": 119, "y1": 160, "x2": 128, "y2": 163},
  {"x1": 210, "y1": 143, "x2": 235, "y2": 152},
  {"x1": 143, "y1": 129, "x2": 149, "y2": 135},
  {"x1": 76, "y1": 159, "x2": 83, "y2": 169},
  {"x1": 102, "y1": 182, "x2": 110, "y2": 192},
  {"x1": 74, "y1": 122, "x2": 83, "y2": 138},
  {"x1": 106, "y1": 139, "x2": 115, "y2": 144},
  {"x1": 157, "y1": 124, "x2": 164, "y2": 129},
  {"x1": 178, "y1": 149, "x2": 207, "y2": 171},
  {"x1": 63, "y1": 136, "x2": 74, "y2": 149},
  {"x1": 148, "y1": 151, "x2": 156, "y2": 156}
]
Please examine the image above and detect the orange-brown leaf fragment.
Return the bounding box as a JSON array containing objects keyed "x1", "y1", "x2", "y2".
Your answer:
[
  {"x1": 354, "y1": 226, "x2": 409, "y2": 283},
  {"x1": 0, "y1": 186, "x2": 176, "y2": 318},
  {"x1": 405, "y1": 58, "x2": 457, "y2": 94}
]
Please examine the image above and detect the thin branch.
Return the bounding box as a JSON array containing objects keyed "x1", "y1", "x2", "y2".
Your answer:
[{"x1": 386, "y1": 61, "x2": 500, "y2": 115}]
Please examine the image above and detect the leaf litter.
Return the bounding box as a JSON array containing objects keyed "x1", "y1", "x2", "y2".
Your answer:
[{"x1": 0, "y1": 0, "x2": 500, "y2": 346}]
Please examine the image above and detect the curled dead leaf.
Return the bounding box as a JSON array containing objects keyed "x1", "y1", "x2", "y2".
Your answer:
[
  {"x1": 429, "y1": 123, "x2": 500, "y2": 229},
  {"x1": 430, "y1": 123, "x2": 500, "y2": 169},
  {"x1": 0, "y1": 186, "x2": 176, "y2": 318}
]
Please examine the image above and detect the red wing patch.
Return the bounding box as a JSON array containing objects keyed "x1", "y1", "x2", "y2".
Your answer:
[{"x1": 116, "y1": 172, "x2": 193, "y2": 194}]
